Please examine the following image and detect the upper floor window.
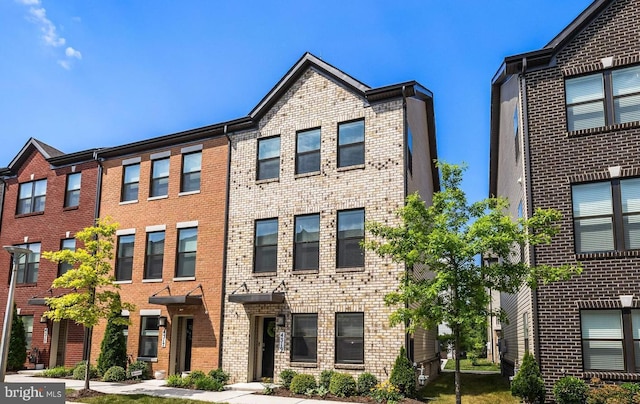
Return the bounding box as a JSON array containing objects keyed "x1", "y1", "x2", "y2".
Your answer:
[
  {"x1": 294, "y1": 214, "x2": 319, "y2": 271},
  {"x1": 64, "y1": 173, "x2": 81, "y2": 208},
  {"x1": 181, "y1": 152, "x2": 201, "y2": 193},
  {"x1": 254, "y1": 218, "x2": 278, "y2": 273},
  {"x1": 338, "y1": 120, "x2": 365, "y2": 168},
  {"x1": 144, "y1": 231, "x2": 165, "y2": 280},
  {"x1": 17, "y1": 179, "x2": 47, "y2": 215},
  {"x1": 176, "y1": 227, "x2": 197, "y2": 278},
  {"x1": 296, "y1": 128, "x2": 321, "y2": 175},
  {"x1": 572, "y1": 178, "x2": 640, "y2": 253},
  {"x1": 150, "y1": 158, "x2": 170, "y2": 197},
  {"x1": 115, "y1": 235, "x2": 134, "y2": 281},
  {"x1": 566, "y1": 65, "x2": 640, "y2": 131},
  {"x1": 291, "y1": 314, "x2": 318, "y2": 362},
  {"x1": 13, "y1": 242, "x2": 40, "y2": 284},
  {"x1": 257, "y1": 136, "x2": 280, "y2": 180},
  {"x1": 581, "y1": 309, "x2": 640, "y2": 372},
  {"x1": 121, "y1": 164, "x2": 140, "y2": 202},
  {"x1": 335, "y1": 312, "x2": 364, "y2": 364},
  {"x1": 58, "y1": 238, "x2": 76, "y2": 276},
  {"x1": 337, "y1": 209, "x2": 365, "y2": 268}
]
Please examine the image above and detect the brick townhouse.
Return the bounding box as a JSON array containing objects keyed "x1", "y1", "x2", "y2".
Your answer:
[
  {"x1": 489, "y1": 0, "x2": 640, "y2": 389},
  {"x1": 0, "y1": 138, "x2": 99, "y2": 369},
  {"x1": 222, "y1": 53, "x2": 441, "y2": 383}
]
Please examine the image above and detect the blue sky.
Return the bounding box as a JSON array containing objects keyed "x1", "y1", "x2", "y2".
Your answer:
[{"x1": 0, "y1": 0, "x2": 594, "y2": 204}]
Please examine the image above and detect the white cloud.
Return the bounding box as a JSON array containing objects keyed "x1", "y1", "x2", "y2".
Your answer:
[
  {"x1": 65, "y1": 47, "x2": 81, "y2": 59},
  {"x1": 27, "y1": 6, "x2": 65, "y2": 47},
  {"x1": 16, "y1": 0, "x2": 41, "y2": 5},
  {"x1": 57, "y1": 60, "x2": 70, "y2": 70}
]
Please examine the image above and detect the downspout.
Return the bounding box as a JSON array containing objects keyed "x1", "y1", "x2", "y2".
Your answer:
[
  {"x1": 218, "y1": 125, "x2": 231, "y2": 369},
  {"x1": 400, "y1": 85, "x2": 411, "y2": 359},
  {"x1": 0, "y1": 178, "x2": 5, "y2": 240}
]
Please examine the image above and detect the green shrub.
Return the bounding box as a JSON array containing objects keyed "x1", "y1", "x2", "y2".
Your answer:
[
  {"x1": 186, "y1": 370, "x2": 206, "y2": 381},
  {"x1": 553, "y1": 376, "x2": 588, "y2": 404},
  {"x1": 315, "y1": 385, "x2": 329, "y2": 398},
  {"x1": 102, "y1": 366, "x2": 126, "y2": 382},
  {"x1": 320, "y1": 369, "x2": 335, "y2": 389},
  {"x1": 194, "y1": 376, "x2": 224, "y2": 391},
  {"x1": 511, "y1": 353, "x2": 545, "y2": 404},
  {"x1": 390, "y1": 346, "x2": 416, "y2": 398},
  {"x1": 208, "y1": 368, "x2": 230, "y2": 384},
  {"x1": 371, "y1": 380, "x2": 402, "y2": 403},
  {"x1": 587, "y1": 382, "x2": 635, "y2": 404},
  {"x1": 357, "y1": 372, "x2": 378, "y2": 395},
  {"x1": 329, "y1": 372, "x2": 356, "y2": 397},
  {"x1": 8, "y1": 306, "x2": 27, "y2": 371},
  {"x1": 166, "y1": 374, "x2": 188, "y2": 388},
  {"x1": 279, "y1": 369, "x2": 297, "y2": 389},
  {"x1": 290, "y1": 373, "x2": 317, "y2": 394},
  {"x1": 72, "y1": 363, "x2": 99, "y2": 380},
  {"x1": 127, "y1": 360, "x2": 151, "y2": 379},
  {"x1": 40, "y1": 366, "x2": 71, "y2": 378},
  {"x1": 96, "y1": 297, "x2": 128, "y2": 375}
]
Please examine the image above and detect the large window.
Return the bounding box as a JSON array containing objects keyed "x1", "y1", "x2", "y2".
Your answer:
[
  {"x1": 21, "y1": 315, "x2": 34, "y2": 350},
  {"x1": 291, "y1": 314, "x2": 317, "y2": 362},
  {"x1": 181, "y1": 152, "x2": 201, "y2": 193},
  {"x1": 115, "y1": 235, "x2": 134, "y2": 281},
  {"x1": 139, "y1": 316, "x2": 159, "y2": 358},
  {"x1": 17, "y1": 179, "x2": 47, "y2": 215},
  {"x1": 58, "y1": 238, "x2": 76, "y2": 276},
  {"x1": 338, "y1": 120, "x2": 365, "y2": 168},
  {"x1": 337, "y1": 209, "x2": 365, "y2": 268},
  {"x1": 254, "y1": 218, "x2": 278, "y2": 273},
  {"x1": 296, "y1": 128, "x2": 321, "y2": 174},
  {"x1": 335, "y1": 312, "x2": 364, "y2": 364},
  {"x1": 121, "y1": 164, "x2": 140, "y2": 202},
  {"x1": 566, "y1": 65, "x2": 640, "y2": 131},
  {"x1": 64, "y1": 173, "x2": 81, "y2": 208},
  {"x1": 13, "y1": 242, "x2": 40, "y2": 284},
  {"x1": 150, "y1": 158, "x2": 170, "y2": 197},
  {"x1": 257, "y1": 136, "x2": 280, "y2": 180},
  {"x1": 294, "y1": 214, "x2": 319, "y2": 271},
  {"x1": 144, "y1": 231, "x2": 165, "y2": 280},
  {"x1": 572, "y1": 178, "x2": 640, "y2": 253},
  {"x1": 176, "y1": 228, "x2": 197, "y2": 278},
  {"x1": 581, "y1": 309, "x2": 640, "y2": 372}
]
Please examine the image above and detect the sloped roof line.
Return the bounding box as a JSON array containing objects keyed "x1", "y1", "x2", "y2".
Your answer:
[
  {"x1": 543, "y1": 0, "x2": 613, "y2": 50},
  {"x1": 6, "y1": 137, "x2": 64, "y2": 171}
]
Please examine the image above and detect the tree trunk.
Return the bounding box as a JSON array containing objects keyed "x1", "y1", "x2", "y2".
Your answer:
[
  {"x1": 84, "y1": 287, "x2": 96, "y2": 391},
  {"x1": 454, "y1": 325, "x2": 462, "y2": 404}
]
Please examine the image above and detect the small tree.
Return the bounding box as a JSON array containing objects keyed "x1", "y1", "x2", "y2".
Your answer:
[
  {"x1": 7, "y1": 305, "x2": 27, "y2": 371},
  {"x1": 390, "y1": 346, "x2": 416, "y2": 398},
  {"x1": 97, "y1": 293, "x2": 128, "y2": 375},
  {"x1": 42, "y1": 217, "x2": 133, "y2": 391},
  {"x1": 511, "y1": 352, "x2": 545, "y2": 404}
]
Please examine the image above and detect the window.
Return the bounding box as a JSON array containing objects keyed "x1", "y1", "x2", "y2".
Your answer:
[
  {"x1": 17, "y1": 179, "x2": 47, "y2": 215},
  {"x1": 572, "y1": 178, "x2": 640, "y2": 253},
  {"x1": 523, "y1": 312, "x2": 529, "y2": 353},
  {"x1": 338, "y1": 120, "x2": 364, "y2": 167},
  {"x1": 58, "y1": 238, "x2": 76, "y2": 276},
  {"x1": 176, "y1": 228, "x2": 197, "y2": 278},
  {"x1": 581, "y1": 309, "x2": 640, "y2": 372},
  {"x1": 13, "y1": 242, "x2": 40, "y2": 284},
  {"x1": 150, "y1": 158, "x2": 170, "y2": 197},
  {"x1": 139, "y1": 316, "x2": 159, "y2": 358},
  {"x1": 566, "y1": 65, "x2": 640, "y2": 131},
  {"x1": 121, "y1": 164, "x2": 140, "y2": 202},
  {"x1": 144, "y1": 231, "x2": 164, "y2": 280},
  {"x1": 181, "y1": 152, "x2": 201, "y2": 193},
  {"x1": 115, "y1": 235, "x2": 134, "y2": 281},
  {"x1": 337, "y1": 209, "x2": 365, "y2": 268},
  {"x1": 21, "y1": 315, "x2": 34, "y2": 350},
  {"x1": 294, "y1": 214, "x2": 319, "y2": 271},
  {"x1": 514, "y1": 106, "x2": 520, "y2": 160},
  {"x1": 335, "y1": 312, "x2": 364, "y2": 364},
  {"x1": 254, "y1": 218, "x2": 278, "y2": 273},
  {"x1": 122, "y1": 316, "x2": 129, "y2": 348},
  {"x1": 257, "y1": 136, "x2": 280, "y2": 180},
  {"x1": 296, "y1": 128, "x2": 321, "y2": 174},
  {"x1": 291, "y1": 314, "x2": 317, "y2": 362},
  {"x1": 64, "y1": 173, "x2": 81, "y2": 208}
]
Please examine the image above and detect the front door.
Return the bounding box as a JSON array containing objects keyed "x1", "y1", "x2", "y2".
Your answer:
[
  {"x1": 172, "y1": 316, "x2": 194, "y2": 374},
  {"x1": 261, "y1": 317, "x2": 276, "y2": 379}
]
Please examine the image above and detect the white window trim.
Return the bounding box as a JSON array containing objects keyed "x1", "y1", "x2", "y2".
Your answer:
[{"x1": 181, "y1": 144, "x2": 203, "y2": 154}]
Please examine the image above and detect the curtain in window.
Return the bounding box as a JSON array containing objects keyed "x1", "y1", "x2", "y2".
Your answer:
[
  {"x1": 581, "y1": 310, "x2": 624, "y2": 371},
  {"x1": 572, "y1": 182, "x2": 614, "y2": 252},
  {"x1": 613, "y1": 66, "x2": 640, "y2": 124},
  {"x1": 566, "y1": 74, "x2": 605, "y2": 131}
]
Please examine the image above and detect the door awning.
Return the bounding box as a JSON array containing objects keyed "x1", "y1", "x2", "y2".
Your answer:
[
  {"x1": 228, "y1": 292, "x2": 285, "y2": 304},
  {"x1": 148, "y1": 284, "x2": 203, "y2": 306}
]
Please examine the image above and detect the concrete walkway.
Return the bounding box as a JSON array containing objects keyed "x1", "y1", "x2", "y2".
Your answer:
[{"x1": 6, "y1": 372, "x2": 345, "y2": 404}]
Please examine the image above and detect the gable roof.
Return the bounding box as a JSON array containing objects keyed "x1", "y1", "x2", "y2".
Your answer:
[{"x1": 0, "y1": 138, "x2": 64, "y2": 176}]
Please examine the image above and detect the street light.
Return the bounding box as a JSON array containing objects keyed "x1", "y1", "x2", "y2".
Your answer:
[{"x1": 0, "y1": 246, "x2": 33, "y2": 382}]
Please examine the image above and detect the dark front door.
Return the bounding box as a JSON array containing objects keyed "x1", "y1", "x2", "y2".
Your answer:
[
  {"x1": 184, "y1": 318, "x2": 193, "y2": 372},
  {"x1": 261, "y1": 317, "x2": 276, "y2": 378}
]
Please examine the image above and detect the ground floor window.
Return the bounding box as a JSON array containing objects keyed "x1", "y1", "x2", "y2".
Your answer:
[
  {"x1": 139, "y1": 316, "x2": 159, "y2": 359},
  {"x1": 581, "y1": 309, "x2": 640, "y2": 372},
  {"x1": 21, "y1": 315, "x2": 33, "y2": 350},
  {"x1": 291, "y1": 314, "x2": 317, "y2": 362},
  {"x1": 335, "y1": 312, "x2": 364, "y2": 364}
]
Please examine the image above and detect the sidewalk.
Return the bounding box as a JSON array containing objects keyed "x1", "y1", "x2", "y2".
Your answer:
[{"x1": 5, "y1": 372, "x2": 344, "y2": 404}]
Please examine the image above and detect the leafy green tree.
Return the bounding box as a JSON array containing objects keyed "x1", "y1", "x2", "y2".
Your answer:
[
  {"x1": 96, "y1": 293, "x2": 128, "y2": 375},
  {"x1": 7, "y1": 305, "x2": 27, "y2": 371},
  {"x1": 365, "y1": 162, "x2": 581, "y2": 404},
  {"x1": 42, "y1": 217, "x2": 133, "y2": 391}
]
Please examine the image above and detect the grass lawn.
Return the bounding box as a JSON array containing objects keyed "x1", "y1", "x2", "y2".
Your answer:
[
  {"x1": 420, "y1": 372, "x2": 518, "y2": 404},
  {"x1": 443, "y1": 358, "x2": 500, "y2": 372},
  {"x1": 65, "y1": 390, "x2": 222, "y2": 404}
]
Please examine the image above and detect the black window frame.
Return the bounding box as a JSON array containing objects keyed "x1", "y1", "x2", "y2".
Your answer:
[
  {"x1": 180, "y1": 151, "x2": 202, "y2": 193},
  {"x1": 58, "y1": 238, "x2": 76, "y2": 276},
  {"x1": 291, "y1": 313, "x2": 318, "y2": 362},
  {"x1": 150, "y1": 157, "x2": 170, "y2": 198},
  {"x1": 144, "y1": 231, "x2": 165, "y2": 280},
  {"x1": 256, "y1": 136, "x2": 281, "y2": 181},
  {"x1": 12, "y1": 242, "x2": 41, "y2": 284},
  {"x1": 17, "y1": 179, "x2": 47, "y2": 215},
  {"x1": 337, "y1": 119, "x2": 365, "y2": 168},
  {"x1": 335, "y1": 312, "x2": 364, "y2": 364},
  {"x1": 64, "y1": 172, "x2": 82, "y2": 208},
  {"x1": 121, "y1": 163, "x2": 140, "y2": 202},
  {"x1": 337, "y1": 208, "x2": 365, "y2": 268},
  {"x1": 138, "y1": 316, "x2": 159, "y2": 359},
  {"x1": 294, "y1": 214, "x2": 320, "y2": 271},
  {"x1": 115, "y1": 234, "x2": 134, "y2": 281},
  {"x1": 176, "y1": 227, "x2": 197, "y2": 278},
  {"x1": 254, "y1": 218, "x2": 278, "y2": 273},
  {"x1": 295, "y1": 128, "x2": 321, "y2": 175}
]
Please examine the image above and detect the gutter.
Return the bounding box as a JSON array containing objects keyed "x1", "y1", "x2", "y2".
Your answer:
[{"x1": 218, "y1": 124, "x2": 232, "y2": 369}]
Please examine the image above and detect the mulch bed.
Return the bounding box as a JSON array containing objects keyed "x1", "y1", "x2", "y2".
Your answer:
[
  {"x1": 262, "y1": 388, "x2": 425, "y2": 403},
  {"x1": 66, "y1": 389, "x2": 107, "y2": 401}
]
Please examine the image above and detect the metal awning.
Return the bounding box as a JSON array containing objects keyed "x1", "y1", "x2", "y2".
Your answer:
[
  {"x1": 148, "y1": 284, "x2": 203, "y2": 306},
  {"x1": 228, "y1": 292, "x2": 285, "y2": 304}
]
